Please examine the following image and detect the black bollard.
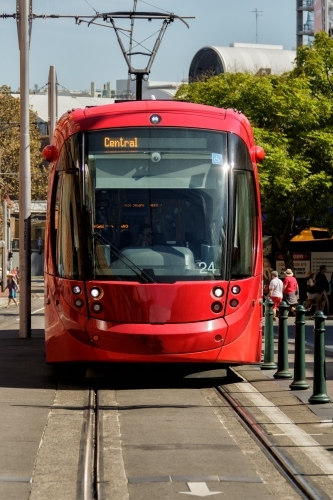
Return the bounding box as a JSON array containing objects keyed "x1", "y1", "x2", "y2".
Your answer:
[
  {"x1": 261, "y1": 298, "x2": 277, "y2": 370},
  {"x1": 290, "y1": 304, "x2": 309, "y2": 390},
  {"x1": 308, "y1": 311, "x2": 330, "y2": 404},
  {"x1": 274, "y1": 301, "x2": 292, "y2": 379}
]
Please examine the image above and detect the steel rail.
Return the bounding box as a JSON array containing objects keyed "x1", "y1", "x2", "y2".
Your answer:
[
  {"x1": 81, "y1": 388, "x2": 96, "y2": 500},
  {"x1": 95, "y1": 390, "x2": 101, "y2": 500},
  {"x1": 216, "y1": 386, "x2": 322, "y2": 500}
]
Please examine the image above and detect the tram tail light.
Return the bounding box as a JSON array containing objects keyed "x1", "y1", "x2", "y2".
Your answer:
[
  {"x1": 230, "y1": 299, "x2": 239, "y2": 308},
  {"x1": 91, "y1": 303, "x2": 103, "y2": 314},
  {"x1": 211, "y1": 302, "x2": 223, "y2": 314}
]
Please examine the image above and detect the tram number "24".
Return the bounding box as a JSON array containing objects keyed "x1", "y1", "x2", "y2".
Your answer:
[{"x1": 198, "y1": 261, "x2": 216, "y2": 274}]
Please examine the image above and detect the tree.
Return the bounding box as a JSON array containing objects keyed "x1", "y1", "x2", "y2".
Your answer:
[
  {"x1": 293, "y1": 31, "x2": 333, "y2": 98},
  {"x1": 0, "y1": 85, "x2": 48, "y2": 204},
  {"x1": 175, "y1": 39, "x2": 333, "y2": 270}
]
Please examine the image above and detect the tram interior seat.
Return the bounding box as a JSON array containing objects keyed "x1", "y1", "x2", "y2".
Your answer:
[
  {"x1": 153, "y1": 232, "x2": 167, "y2": 245},
  {"x1": 119, "y1": 230, "x2": 132, "y2": 248}
]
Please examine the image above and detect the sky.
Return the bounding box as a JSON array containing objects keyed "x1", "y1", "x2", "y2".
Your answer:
[{"x1": 0, "y1": 0, "x2": 296, "y2": 92}]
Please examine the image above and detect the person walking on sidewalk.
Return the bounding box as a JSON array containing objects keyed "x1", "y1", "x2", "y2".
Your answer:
[
  {"x1": 305, "y1": 270, "x2": 316, "y2": 313},
  {"x1": 5, "y1": 273, "x2": 18, "y2": 308},
  {"x1": 283, "y1": 268, "x2": 299, "y2": 315},
  {"x1": 268, "y1": 270, "x2": 283, "y2": 321},
  {"x1": 314, "y1": 265, "x2": 329, "y2": 313}
]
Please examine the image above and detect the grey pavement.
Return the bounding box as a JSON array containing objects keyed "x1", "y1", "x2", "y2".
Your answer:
[
  {"x1": 269, "y1": 317, "x2": 333, "y2": 422},
  {"x1": 0, "y1": 285, "x2": 54, "y2": 500}
]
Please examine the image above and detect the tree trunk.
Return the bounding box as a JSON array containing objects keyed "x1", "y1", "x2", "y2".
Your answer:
[{"x1": 271, "y1": 213, "x2": 295, "y2": 273}]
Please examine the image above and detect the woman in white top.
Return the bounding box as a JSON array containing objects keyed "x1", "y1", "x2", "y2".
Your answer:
[{"x1": 268, "y1": 270, "x2": 283, "y2": 321}]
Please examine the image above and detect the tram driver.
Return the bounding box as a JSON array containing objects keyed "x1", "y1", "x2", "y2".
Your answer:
[{"x1": 135, "y1": 224, "x2": 153, "y2": 247}]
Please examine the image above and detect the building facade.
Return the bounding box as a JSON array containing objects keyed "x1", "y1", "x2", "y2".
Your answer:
[{"x1": 297, "y1": 0, "x2": 333, "y2": 47}]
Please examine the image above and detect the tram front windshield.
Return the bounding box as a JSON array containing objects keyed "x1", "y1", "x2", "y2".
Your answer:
[{"x1": 85, "y1": 128, "x2": 238, "y2": 282}]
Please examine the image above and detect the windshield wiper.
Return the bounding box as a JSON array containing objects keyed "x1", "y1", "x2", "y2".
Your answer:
[{"x1": 93, "y1": 231, "x2": 155, "y2": 283}]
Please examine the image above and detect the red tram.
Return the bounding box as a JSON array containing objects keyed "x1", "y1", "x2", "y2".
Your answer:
[{"x1": 42, "y1": 100, "x2": 264, "y2": 364}]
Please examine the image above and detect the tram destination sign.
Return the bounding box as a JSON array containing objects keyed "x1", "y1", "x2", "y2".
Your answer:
[{"x1": 87, "y1": 128, "x2": 225, "y2": 153}]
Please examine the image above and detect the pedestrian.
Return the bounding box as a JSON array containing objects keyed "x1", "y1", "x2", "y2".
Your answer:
[
  {"x1": 15, "y1": 267, "x2": 20, "y2": 286},
  {"x1": 37, "y1": 236, "x2": 43, "y2": 255},
  {"x1": 283, "y1": 268, "x2": 299, "y2": 315},
  {"x1": 304, "y1": 270, "x2": 316, "y2": 313},
  {"x1": 268, "y1": 270, "x2": 283, "y2": 321},
  {"x1": 5, "y1": 273, "x2": 18, "y2": 308},
  {"x1": 314, "y1": 265, "x2": 329, "y2": 313}
]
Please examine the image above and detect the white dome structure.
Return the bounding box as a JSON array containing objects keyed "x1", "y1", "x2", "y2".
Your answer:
[{"x1": 189, "y1": 43, "x2": 296, "y2": 81}]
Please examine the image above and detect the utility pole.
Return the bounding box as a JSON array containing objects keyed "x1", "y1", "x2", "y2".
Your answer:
[
  {"x1": 18, "y1": 0, "x2": 32, "y2": 338},
  {"x1": 126, "y1": 0, "x2": 138, "y2": 100},
  {"x1": 251, "y1": 8, "x2": 263, "y2": 44},
  {"x1": 48, "y1": 65, "x2": 57, "y2": 141}
]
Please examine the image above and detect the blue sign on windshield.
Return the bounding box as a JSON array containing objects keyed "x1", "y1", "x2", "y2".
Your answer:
[{"x1": 212, "y1": 153, "x2": 223, "y2": 164}]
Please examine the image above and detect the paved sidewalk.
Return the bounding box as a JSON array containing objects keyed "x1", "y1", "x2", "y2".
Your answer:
[
  {"x1": 239, "y1": 318, "x2": 333, "y2": 423},
  {"x1": 0, "y1": 302, "x2": 55, "y2": 500},
  {"x1": 230, "y1": 320, "x2": 333, "y2": 498},
  {"x1": 270, "y1": 318, "x2": 333, "y2": 421}
]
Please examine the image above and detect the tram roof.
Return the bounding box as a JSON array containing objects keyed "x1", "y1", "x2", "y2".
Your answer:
[
  {"x1": 61, "y1": 100, "x2": 251, "y2": 126},
  {"x1": 50, "y1": 100, "x2": 255, "y2": 155}
]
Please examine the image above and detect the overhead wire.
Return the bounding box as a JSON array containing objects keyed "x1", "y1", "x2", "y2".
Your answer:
[{"x1": 138, "y1": 0, "x2": 171, "y2": 14}]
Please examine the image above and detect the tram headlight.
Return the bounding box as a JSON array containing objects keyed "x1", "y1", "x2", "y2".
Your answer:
[
  {"x1": 74, "y1": 299, "x2": 84, "y2": 308},
  {"x1": 231, "y1": 285, "x2": 241, "y2": 295},
  {"x1": 72, "y1": 285, "x2": 81, "y2": 295},
  {"x1": 90, "y1": 287, "x2": 101, "y2": 298},
  {"x1": 212, "y1": 287, "x2": 224, "y2": 298},
  {"x1": 230, "y1": 299, "x2": 239, "y2": 308},
  {"x1": 211, "y1": 302, "x2": 223, "y2": 314},
  {"x1": 91, "y1": 303, "x2": 103, "y2": 314}
]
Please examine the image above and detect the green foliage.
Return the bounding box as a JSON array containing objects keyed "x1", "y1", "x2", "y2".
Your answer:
[
  {"x1": 0, "y1": 85, "x2": 48, "y2": 202},
  {"x1": 293, "y1": 31, "x2": 333, "y2": 98},
  {"x1": 175, "y1": 34, "x2": 333, "y2": 258}
]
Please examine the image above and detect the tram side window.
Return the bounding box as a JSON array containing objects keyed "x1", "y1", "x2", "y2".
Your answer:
[
  {"x1": 54, "y1": 172, "x2": 82, "y2": 279},
  {"x1": 231, "y1": 171, "x2": 257, "y2": 278}
]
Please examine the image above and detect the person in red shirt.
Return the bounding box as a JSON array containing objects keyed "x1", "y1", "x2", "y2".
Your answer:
[{"x1": 283, "y1": 268, "x2": 299, "y2": 314}]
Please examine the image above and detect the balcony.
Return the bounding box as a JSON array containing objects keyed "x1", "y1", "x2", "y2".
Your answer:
[{"x1": 297, "y1": 0, "x2": 314, "y2": 10}]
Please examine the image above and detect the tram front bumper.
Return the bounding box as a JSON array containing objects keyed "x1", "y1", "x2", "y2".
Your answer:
[{"x1": 85, "y1": 317, "x2": 228, "y2": 361}]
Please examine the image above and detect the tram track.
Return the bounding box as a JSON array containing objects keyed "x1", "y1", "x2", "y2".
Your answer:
[
  {"x1": 81, "y1": 387, "x2": 97, "y2": 500},
  {"x1": 83, "y1": 381, "x2": 316, "y2": 500},
  {"x1": 216, "y1": 383, "x2": 322, "y2": 500}
]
